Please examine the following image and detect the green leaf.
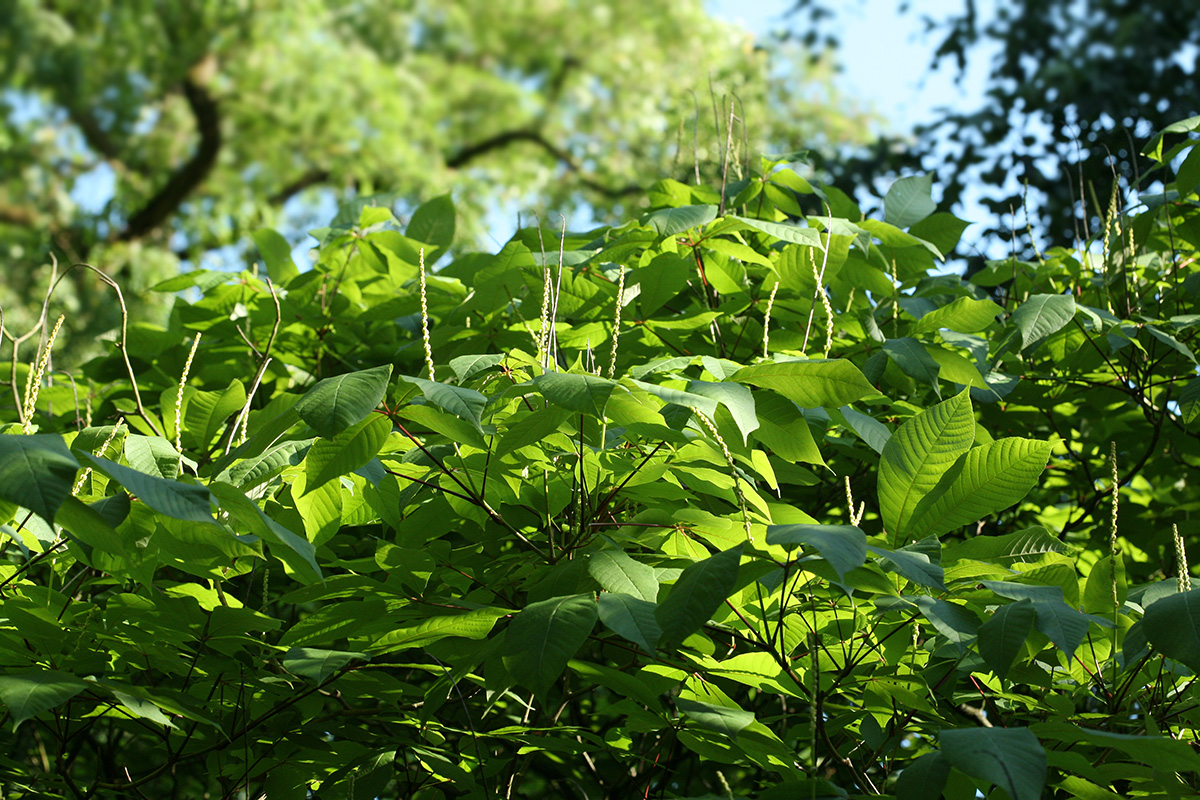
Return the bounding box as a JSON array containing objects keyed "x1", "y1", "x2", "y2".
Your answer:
[
  {"x1": 0, "y1": 670, "x2": 88, "y2": 730},
  {"x1": 504, "y1": 594, "x2": 598, "y2": 699},
  {"x1": 1145, "y1": 325, "x2": 1198, "y2": 364},
  {"x1": 913, "y1": 597, "x2": 979, "y2": 645},
  {"x1": 766, "y1": 524, "x2": 866, "y2": 581},
  {"x1": 1012, "y1": 294, "x2": 1076, "y2": 350},
  {"x1": 210, "y1": 482, "x2": 322, "y2": 583},
  {"x1": 78, "y1": 454, "x2": 213, "y2": 524},
  {"x1": 55, "y1": 496, "x2": 126, "y2": 557},
  {"x1": 908, "y1": 212, "x2": 971, "y2": 255},
  {"x1": 878, "y1": 391, "x2": 975, "y2": 542},
  {"x1": 728, "y1": 215, "x2": 824, "y2": 247},
  {"x1": 838, "y1": 405, "x2": 892, "y2": 454},
  {"x1": 0, "y1": 434, "x2": 80, "y2": 523},
  {"x1": 941, "y1": 727, "x2": 1046, "y2": 800},
  {"x1": 495, "y1": 406, "x2": 569, "y2": 458},
  {"x1": 295, "y1": 365, "x2": 393, "y2": 438},
  {"x1": 1082, "y1": 553, "x2": 1127, "y2": 616},
  {"x1": 752, "y1": 392, "x2": 825, "y2": 464},
  {"x1": 1176, "y1": 143, "x2": 1200, "y2": 195},
  {"x1": 676, "y1": 697, "x2": 754, "y2": 738},
  {"x1": 868, "y1": 544, "x2": 945, "y2": 590},
  {"x1": 303, "y1": 414, "x2": 391, "y2": 492},
  {"x1": 1036, "y1": 721, "x2": 1200, "y2": 773},
  {"x1": 906, "y1": 437, "x2": 1053, "y2": 540},
  {"x1": 655, "y1": 545, "x2": 743, "y2": 650},
  {"x1": 883, "y1": 338, "x2": 943, "y2": 397},
  {"x1": 896, "y1": 752, "x2": 950, "y2": 800},
  {"x1": 642, "y1": 204, "x2": 717, "y2": 235},
  {"x1": 252, "y1": 227, "x2": 299, "y2": 283},
  {"x1": 124, "y1": 434, "x2": 181, "y2": 480},
  {"x1": 399, "y1": 376, "x2": 486, "y2": 434},
  {"x1": 943, "y1": 526, "x2": 1068, "y2": 565},
  {"x1": 533, "y1": 372, "x2": 619, "y2": 417},
  {"x1": 884, "y1": 173, "x2": 936, "y2": 229},
  {"x1": 181, "y1": 379, "x2": 246, "y2": 451},
  {"x1": 630, "y1": 379, "x2": 718, "y2": 420},
  {"x1": 732, "y1": 359, "x2": 877, "y2": 409},
  {"x1": 371, "y1": 608, "x2": 509, "y2": 653},
  {"x1": 448, "y1": 353, "x2": 505, "y2": 382},
  {"x1": 1181, "y1": 376, "x2": 1200, "y2": 425},
  {"x1": 597, "y1": 593, "x2": 661, "y2": 653},
  {"x1": 911, "y1": 296, "x2": 1002, "y2": 335},
  {"x1": 588, "y1": 550, "x2": 658, "y2": 602},
  {"x1": 1143, "y1": 587, "x2": 1200, "y2": 671},
  {"x1": 633, "y1": 253, "x2": 692, "y2": 317},
  {"x1": 406, "y1": 193, "x2": 456, "y2": 262},
  {"x1": 283, "y1": 648, "x2": 367, "y2": 683},
  {"x1": 982, "y1": 581, "x2": 1109, "y2": 658},
  {"x1": 686, "y1": 380, "x2": 758, "y2": 444},
  {"x1": 978, "y1": 599, "x2": 1036, "y2": 680}
]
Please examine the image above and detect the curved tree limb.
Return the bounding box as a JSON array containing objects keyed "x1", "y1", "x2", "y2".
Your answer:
[{"x1": 117, "y1": 66, "x2": 221, "y2": 243}]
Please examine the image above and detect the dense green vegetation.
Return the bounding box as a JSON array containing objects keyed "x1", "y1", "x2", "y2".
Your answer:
[{"x1": 1, "y1": 113, "x2": 1199, "y2": 798}]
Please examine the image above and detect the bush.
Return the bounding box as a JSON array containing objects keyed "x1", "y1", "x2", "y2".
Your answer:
[{"x1": 1, "y1": 121, "x2": 1199, "y2": 799}]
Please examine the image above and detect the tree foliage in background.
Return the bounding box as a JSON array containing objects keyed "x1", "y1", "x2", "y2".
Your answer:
[
  {"x1": 1, "y1": 113, "x2": 1199, "y2": 798},
  {"x1": 788, "y1": 0, "x2": 1200, "y2": 255},
  {"x1": 0, "y1": 0, "x2": 872, "y2": 357}
]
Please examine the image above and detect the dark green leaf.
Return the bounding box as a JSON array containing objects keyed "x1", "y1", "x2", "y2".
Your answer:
[
  {"x1": 656, "y1": 545, "x2": 743, "y2": 650},
  {"x1": 597, "y1": 593, "x2": 661, "y2": 653},
  {"x1": 78, "y1": 454, "x2": 213, "y2": 524},
  {"x1": 0, "y1": 670, "x2": 88, "y2": 730},
  {"x1": 978, "y1": 599, "x2": 1036, "y2": 680},
  {"x1": 0, "y1": 434, "x2": 79, "y2": 523},
  {"x1": 504, "y1": 594, "x2": 598, "y2": 699},
  {"x1": 295, "y1": 365, "x2": 393, "y2": 438},
  {"x1": 884, "y1": 173, "x2": 936, "y2": 229},
  {"x1": 941, "y1": 727, "x2": 1046, "y2": 800},
  {"x1": 766, "y1": 524, "x2": 866, "y2": 580}
]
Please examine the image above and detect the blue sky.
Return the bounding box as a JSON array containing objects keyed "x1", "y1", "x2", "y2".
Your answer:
[{"x1": 709, "y1": 0, "x2": 994, "y2": 134}]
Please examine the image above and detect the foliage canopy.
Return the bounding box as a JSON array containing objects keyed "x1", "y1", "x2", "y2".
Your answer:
[{"x1": 2, "y1": 115, "x2": 1200, "y2": 799}]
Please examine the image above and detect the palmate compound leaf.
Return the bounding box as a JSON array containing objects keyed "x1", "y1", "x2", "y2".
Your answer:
[
  {"x1": 731, "y1": 359, "x2": 877, "y2": 409},
  {"x1": 295, "y1": 364, "x2": 393, "y2": 438},
  {"x1": 941, "y1": 727, "x2": 1047, "y2": 800},
  {"x1": 878, "y1": 390, "x2": 975, "y2": 543},
  {"x1": 0, "y1": 669, "x2": 88, "y2": 730},
  {"x1": 766, "y1": 524, "x2": 866, "y2": 581},
  {"x1": 0, "y1": 434, "x2": 79, "y2": 523},
  {"x1": 977, "y1": 598, "x2": 1037, "y2": 680},
  {"x1": 905, "y1": 437, "x2": 1054, "y2": 541},
  {"x1": 1142, "y1": 587, "x2": 1200, "y2": 672},
  {"x1": 504, "y1": 594, "x2": 598, "y2": 700},
  {"x1": 655, "y1": 545, "x2": 743, "y2": 651}
]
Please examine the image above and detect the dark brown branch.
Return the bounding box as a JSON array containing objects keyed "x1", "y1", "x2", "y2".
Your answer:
[
  {"x1": 268, "y1": 169, "x2": 332, "y2": 205},
  {"x1": 447, "y1": 128, "x2": 642, "y2": 199},
  {"x1": 117, "y1": 69, "x2": 221, "y2": 242}
]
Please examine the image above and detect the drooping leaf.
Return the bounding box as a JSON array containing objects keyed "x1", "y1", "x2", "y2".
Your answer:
[
  {"x1": 1012, "y1": 294, "x2": 1076, "y2": 350},
  {"x1": 766, "y1": 524, "x2": 866, "y2": 581},
  {"x1": 686, "y1": 380, "x2": 758, "y2": 444},
  {"x1": 0, "y1": 434, "x2": 79, "y2": 523},
  {"x1": 448, "y1": 353, "x2": 505, "y2": 382},
  {"x1": 209, "y1": 481, "x2": 322, "y2": 584},
  {"x1": 1143, "y1": 588, "x2": 1200, "y2": 672},
  {"x1": 399, "y1": 376, "x2": 486, "y2": 434},
  {"x1": 406, "y1": 193, "x2": 456, "y2": 262},
  {"x1": 877, "y1": 390, "x2": 975, "y2": 543},
  {"x1": 942, "y1": 526, "x2": 1068, "y2": 565},
  {"x1": 729, "y1": 215, "x2": 824, "y2": 247},
  {"x1": 0, "y1": 670, "x2": 88, "y2": 730},
  {"x1": 1180, "y1": 376, "x2": 1200, "y2": 425},
  {"x1": 982, "y1": 581, "x2": 1111, "y2": 658},
  {"x1": 252, "y1": 227, "x2": 299, "y2": 283},
  {"x1": 838, "y1": 405, "x2": 892, "y2": 454},
  {"x1": 883, "y1": 337, "x2": 943, "y2": 397},
  {"x1": 867, "y1": 544, "x2": 945, "y2": 590},
  {"x1": 906, "y1": 437, "x2": 1053, "y2": 540},
  {"x1": 504, "y1": 594, "x2": 599, "y2": 699},
  {"x1": 913, "y1": 596, "x2": 979, "y2": 645},
  {"x1": 597, "y1": 593, "x2": 661, "y2": 653},
  {"x1": 588, "y1": 550, "x2": 658, "y2": 602},
  {"x1": 977, "y1": 599, "x2": 1037, "y2": 680},
  {"x1": 295, "y1": 365, "x2": 393, "y2": 438},
  {"x1": 732, "y1": 359, "x2": 877, "y2": 409},
  {"x1": 642, "y1": 204, "x2": 717, "y2": 235},
  {"x1": 124, "y1": 434, "x2": 181, "y2": 480},
  {"x1": 655, "y1": 545, "x2": 743, "y2": 650},
  {"x1": 941, "y1": 727, "x2": 1047, "y2": 800},
  {"x1": 78, "y1": 453, "x2": 213, "y2": 524}
]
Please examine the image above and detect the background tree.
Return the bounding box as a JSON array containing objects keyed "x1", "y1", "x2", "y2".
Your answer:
[
  {"x1": 787, "y1": 0, "x2": 1200, "y2": 257},
  {"x1": 0, "y1": 0, "x2": 873, "y2": 356}
]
